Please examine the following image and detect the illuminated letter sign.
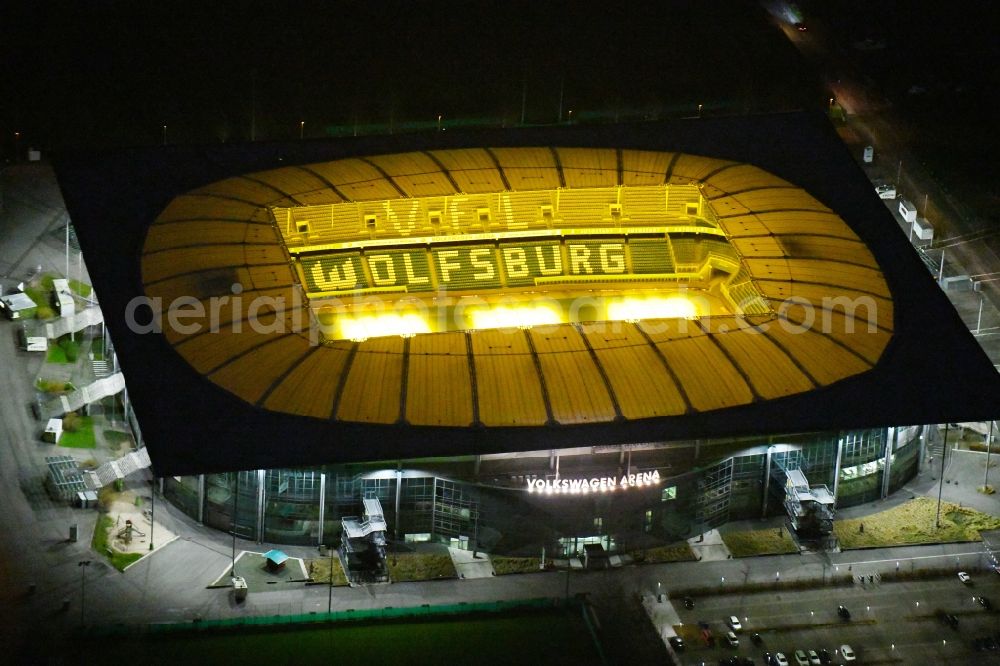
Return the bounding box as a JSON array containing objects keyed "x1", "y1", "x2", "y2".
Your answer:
[
  {"x1": 437, "y1": 250, "x2": 462, "y2": 283},
  {"x1": 526, "y1": 470, "x2": 661, "y2": 495},
  {"x1": 305, "y1": 255, "x2": 365, "y2": 292},
  {"x1": 470, "y1": 248, "x2": 496, "y2": 281},
  {"x1": 568, "y1": 245, "x2": 592, "y2": 274},
  {"x1": 599, "y1": 244, "x2": 626, "y2": 273},
  {"x1": 432, "y1": 246, "x2": 501, "y2": 289},
  {"x1": 502, "y1": 247, "x2": 530, "y2": 279},
  {"x1": 402, "y1": 253, "x2": 429, "y2": 286},
  {"x1": 535, "y1": 245, "x2": 562, "y2": 275},
  {"x1": 360, "y1": 250, "x2": 432, "y2": 290},
  {"x1": 366, "y1": 255, "x2": 396, "y2": 286}
]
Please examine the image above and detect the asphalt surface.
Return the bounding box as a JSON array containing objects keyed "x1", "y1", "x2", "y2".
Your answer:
[{"x1": 669, "y1": 573, "x2": 1000, "y2": 665}]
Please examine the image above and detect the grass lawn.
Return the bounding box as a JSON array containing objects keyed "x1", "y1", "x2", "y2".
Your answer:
[
  {"x1": 492, "y1": 556, "x2": 543, "y2": 575},
  {"x1": 387, "y1": 552, "x2": 457, "y2": 582},
  {"x1": 92, "y1": 514, "x2": 143, "y2": 571},
  {"x1": 68, "y1": 278, "x2": 92, "y2": 298},
  {"x1": 46, "y1": 345, "x2": 69, "y2": 364},
  {"x1": 722, "y1": 528, "x2": 799, "y2": 557},
  {"x1": 307, "y1": 556, "x2": 349, "y2": 585},
  {"x1": 633, "y1": 542, "x2": 698, "y2": 564},
  {"x1": 59, "y1": 416, "x2": 96, "y2": 448},
  {"x1": 36, "y1": 378, "x2": 75, "y2": 394},
  {"x1": 834, "y1": 497, "x2": 1000, "y2": 549}
]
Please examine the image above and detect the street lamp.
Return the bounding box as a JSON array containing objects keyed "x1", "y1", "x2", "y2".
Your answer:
[
  {"x1": 698, "y1": 103, "x2": 703, "y2": 117},
  {"x1": 437, "y1": 114, "x2": 442, "y2": 131},
  {"x1": 149, "y1": 477, "x2": 155, "y2": 550},
  {"x1": 78, "y1": 560, "x2": 91, "y2": 625},
  {"x1": 162, "y1": 125, "x2": 167, "y2": 145},
  {"x1": 300, "y1": 121, "x2": 305, "y2": 139},
  {"x1": 327, "y1": 541, "x2": 335, "y2": 614}
]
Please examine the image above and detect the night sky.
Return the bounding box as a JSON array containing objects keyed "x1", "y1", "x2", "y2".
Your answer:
[
  {"x1": 2, "y1": 0, "x2": 996, "y2": 224},
  {"x1": 1, "y1": 1, "x2": 814, "y2": 151}
]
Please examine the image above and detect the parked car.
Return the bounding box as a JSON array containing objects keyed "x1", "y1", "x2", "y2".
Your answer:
[
  {"x1": 773, "y1": 653, "x2": 790, "y2": 666},
  {"x1": 840, "y1": 644, "x2": 856, "y2": 662},
  {"x1": 751, "y1": 632, "x2": 764, "y2": 645},
  {"x1": 979, "y1": 596, "x2": 993, "y2": 610},
  {"x1": 806, "y1": 650, "x2": 821, "y2": 665},
  {"x1": 818, "y1": 648, "x2": 831, "y2": 664},
  {"x1": 684, "y1": 596, "x2": 694, "y2": 609},
  {"x1": 793, "y1": 650, "x2": 810, "y2": 666},
  {"x1": 837, "y1": 605, "x2": 851, "y2": 620},
  {"x1": 668, "y1": 635, "x2": 685, "y2": 652},
  {"x1": 959, "y1": 571, "x2": 971, "y2": 584},
  {"x1": 726, "y1": 631, "x2": 740, "y2": 647},
  {"x1": 875, "y1": 183, "x2": 897, "y2": 199},
  {"x1": 728, "y1": 615, "x2": 743, "y2": 631}
]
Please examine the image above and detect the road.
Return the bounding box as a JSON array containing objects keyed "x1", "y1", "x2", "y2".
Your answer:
[{"x1": 767, "y1": 1, "x2": 1000, "y2": 353}]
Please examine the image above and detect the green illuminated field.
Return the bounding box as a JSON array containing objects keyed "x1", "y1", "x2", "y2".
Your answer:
[{"x1": 79, "y1": 612, "x2": 600, "y2": 665}]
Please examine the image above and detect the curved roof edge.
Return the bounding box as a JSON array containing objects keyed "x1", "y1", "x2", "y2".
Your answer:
[{"x1": 54, "y1": 111, "x2": 1000, "y2": 476}]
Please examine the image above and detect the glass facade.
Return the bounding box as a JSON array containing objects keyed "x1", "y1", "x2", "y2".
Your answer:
[{"x1": 158, "y1": 426, "x2": 924, "y2": 555}]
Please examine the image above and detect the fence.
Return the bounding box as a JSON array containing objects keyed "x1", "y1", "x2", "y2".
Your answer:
[{"x1": 87, "y1": 597, "x2": 570, "y2": 638}]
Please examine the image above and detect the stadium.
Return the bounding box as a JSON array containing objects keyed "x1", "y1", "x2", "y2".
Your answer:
[{"x1": 55, "y1": 112, "x2": 1000, "y2": 560}]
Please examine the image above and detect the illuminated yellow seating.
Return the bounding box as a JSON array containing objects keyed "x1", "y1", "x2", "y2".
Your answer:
[
  {"x1": 670, "y1": 236, "x2": 700, "y2": 271},
  {"x1": 628, "y1": 238, "x2": 675, "y2": 274},
  {"x1": 141, "y1": 147, "x2": 894, "y2": 430},
  {"x1": 557, "y1": 187, "x2": 620, "y2": 226},
  {"x1": 621, "y1": 186, "x2": 667, "y2": 224}
]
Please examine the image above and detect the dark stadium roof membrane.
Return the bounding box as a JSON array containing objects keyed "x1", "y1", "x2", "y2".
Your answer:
[{"x1": 55, "y1": 112, "x2": 1000, "y2": 476}]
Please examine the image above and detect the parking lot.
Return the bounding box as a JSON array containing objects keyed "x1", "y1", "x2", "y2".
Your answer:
[{"x1": 669, "y1": 571, "x2": 1000, "y2": 665}]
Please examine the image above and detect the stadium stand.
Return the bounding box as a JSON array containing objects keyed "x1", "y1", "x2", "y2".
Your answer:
[{"x1": 139, "y1": 147, "x2": 895, "y2": 428}]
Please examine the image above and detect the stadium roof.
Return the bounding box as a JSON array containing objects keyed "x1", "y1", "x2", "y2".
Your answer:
[{"x1": 55, "y1": 112, "x2": 1000, "y2": 476}]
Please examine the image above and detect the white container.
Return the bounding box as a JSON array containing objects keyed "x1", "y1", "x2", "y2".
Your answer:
[
  {"x1": 912, "y1": 217, "x2": 934, "y2": 240},
  {"x1": 898, "y1": 199, "x2": 917, "y2": 223}
]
